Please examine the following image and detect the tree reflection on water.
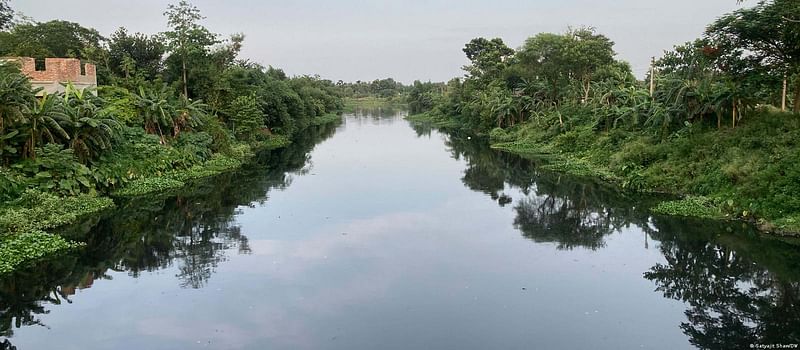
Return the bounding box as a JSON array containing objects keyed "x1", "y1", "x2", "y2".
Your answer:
[
  {"x1": 0, "y1": 122, "x2": 339, "y2": 343},
  {"x1": 429, "y1": 126, "x2": 800, "y2": 347}
]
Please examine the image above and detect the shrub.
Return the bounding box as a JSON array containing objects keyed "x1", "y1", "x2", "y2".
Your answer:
[{"x1": 12, "y1": 144, "x2": 95, "y2": 196}]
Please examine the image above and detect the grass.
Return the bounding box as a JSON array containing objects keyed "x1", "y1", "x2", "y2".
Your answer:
[
  {"x1": 311, "y1": 113, "x2": 342, "y2": 126},
  {"x1": 344, "y1": 96, "x2": 406, "y2": 110},
  {"x1": 405, "y1": 111, "x2": 462, "y2": 129},
  {"x1": 113, "y1": 134, "x2": 294, "y2": 198},
  {"x1": 489, "y1": 109, "x2": 800, "y2": 235}
]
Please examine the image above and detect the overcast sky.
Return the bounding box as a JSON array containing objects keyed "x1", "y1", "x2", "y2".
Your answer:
[{"x1": 12, "y1": 0, "x2": 741, "y2": 83}]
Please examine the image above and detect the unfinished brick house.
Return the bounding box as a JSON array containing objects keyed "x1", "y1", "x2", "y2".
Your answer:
[{"x1": 2, "y1": 57, "x2": 97, "y2": 96}]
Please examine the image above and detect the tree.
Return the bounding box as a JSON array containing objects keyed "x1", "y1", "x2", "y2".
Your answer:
[
  {"x1": 108, "y1": 28, "x2": 165, "y2": 82},
  {"x1": 162, "y1": 1, "x2": 218, "y2": 98},
  {"x1": 706, "y1": 0, "x2": 800, "y2": 111},
  {"x1": 227, "y1": 95, "x2": 262, "y2": 141},
  {"x1": 462, "y1": 38, "x2": 514, "y2": 83},
  {"x1": 0, "y1": 0, "x2": 12, "y2": 31},
  {"x1": 516, "y1": 28, "x2": 616, "y2": 104},
  {"x1": 0, "y1": 20, "x2": 104, "y2": 59}
]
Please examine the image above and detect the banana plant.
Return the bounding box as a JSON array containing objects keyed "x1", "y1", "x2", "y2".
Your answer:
[
  {"x1": 25, "y1": 93, "x2": 69, "y2": 159},
  {"x1": 133, "y1": 84, "x2": 176, "y2": 143},
  {"x1": 57, "y1": 85, "x2": 120, "y2": 162}
]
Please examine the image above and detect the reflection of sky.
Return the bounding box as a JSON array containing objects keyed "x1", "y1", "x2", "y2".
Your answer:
[
  {"x1": 11, "y1": 114, "x2": 692, "y2": 349},
  {"x1": 15, "y1": 0, "x2": 740, "y2": 82}
]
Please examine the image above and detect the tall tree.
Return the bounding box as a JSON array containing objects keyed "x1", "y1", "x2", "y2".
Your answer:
[
  {"x1": 0, "y1": 0, "x2": 12, "y2": 31},
  {"x1": 162, "y1": 1, "x2": 217, "y2": 98},
  {"x1": 0, "y1": 20, "x2": 104, "y2": 59},
  {"x1": 462, "y1": 38, "x2": 515, "y2": 83},
  {"x1": 108, "y1": 28, "x2": 165, "y2": 81},
  {"x1": 706, "y1": 0, "x2": 800, "y2": 111}
]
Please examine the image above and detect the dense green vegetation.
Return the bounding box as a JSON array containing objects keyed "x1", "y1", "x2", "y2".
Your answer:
[
  {"x1": 407, "y1": 0, "x2": 800, "y2": 234},
  {"x1": 335, "y1": 78, "x2": 410, "y2": 113},
  {"x1": 335, "y1": 78, "x2": 406, "y2": 99},
  {"x1": 0, "y1": 0, "x2": 343, "y2": 274}
]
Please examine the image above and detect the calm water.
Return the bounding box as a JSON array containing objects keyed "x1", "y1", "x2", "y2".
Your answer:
[{"x1": 1, "y1": 111, "x2": 799, "y2": 350}]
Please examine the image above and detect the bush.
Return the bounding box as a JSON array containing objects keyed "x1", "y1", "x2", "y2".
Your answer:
[
  {"x1": 0, "y1": 168, "x2": 26, "y2": 203},
  {"x1": 112, "y1": 177, "x2": 184, "y2": 197},
  {"x1": 489, "y1": 128, "x2": 515, "y2": 143},
  {"x1": 228, "y1": 95, "x2": 264, "y2": 141},
  {"x1": 174, "y1": 131, "x2": 213, "y2": 163},
  {"x1": 12, "y1": 144, "x2": 95, "y2": 196}
]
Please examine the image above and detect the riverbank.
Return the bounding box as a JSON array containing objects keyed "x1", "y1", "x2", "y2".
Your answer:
[
  {"x1": 343, "y1": 97, "x2": 407, "y2": 113},
  {"x1": 0, "y1": 115, "x2": 342, "y2": 276},
  {"x1": 406, "y1": 110, "x2": 800, "y2": 236}
]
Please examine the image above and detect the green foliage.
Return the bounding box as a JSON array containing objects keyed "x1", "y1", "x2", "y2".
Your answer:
[
  {"x1": 228, "y1": 95, "x2": 263, "y2": 141},
  {"x1": 310, "y1": 113, "x2": 341, "y2": 126},
  {"x1": 417, "y1": 5, "x2": 800, "y2": 232},
  {"x1": 0, "y1": 0, "x2": 11, "y2": 31},
  {"x1": 0, "y1": 231, "x2": 81, "y2": 275},
  {"x1": 58, "y1": 86, "x2": 121, "y2": 162},
  {"x1": 161, "y1": 0, "x2": 219, "y2": 98},
  {"x1": 112, "y1": 177, "x2": 184, "y2": 197},
  {"x1": 336, "y1": 78, "x2": 406, "y2": 99},
  {"x1": 112, "y1": 153, "x2": 243, "y2": 197},
  {"x1": 0, "y1": 167, "x2": 25, "y2": 202},
  {"x1": 652, "y1": 197, "x2": 723, "y2": 220},
  {"x1": 462, "y1": 37, "x2": 515, "y2": 83},
  {"x1": 12, "y1": 144, "x2": 95, "y2": 196},
  {"x1": 406, "y1": 81, "x2": 444, "y2": 114},
  {"x1": 0, "y1": 0, "x2": 344, "y2": 276},
  {"x1": 0, "y1": 20, "x2": 104, "y2": 59},
  {"x1": 174, "y1": 131, "x2": 213, "y2": 162},
  {"x1": 0, "y1": 190, "x2": 114, "y2": 234},
  {"x1": 108, "y1": 28, "x2": 165, "y2": 83}
]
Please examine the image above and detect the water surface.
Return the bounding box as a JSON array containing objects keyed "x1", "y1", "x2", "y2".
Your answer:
[{"x1": 1, "y1": 111, "x2": 799, "y2": 349}]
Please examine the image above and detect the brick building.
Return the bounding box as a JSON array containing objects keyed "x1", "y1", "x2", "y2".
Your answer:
[{"x1": 2, "y1": 57, "x2": 97, "y2": 96}]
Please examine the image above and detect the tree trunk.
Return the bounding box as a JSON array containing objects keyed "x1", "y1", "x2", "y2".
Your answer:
[
  {"x1": 732, "y1": 100, "x2": 737, "y2": 128},
  {"x1": 649, "y1": 57, "x2": 656, "y2": 99},
  {"x1": 30, "y1": 119, "x2": 36, "y2": 159},
  {"x1": 782, "y1": 75, "x2": 788, "y2": 112},
  {"x1": 793, "y1": 78, "x2": 800, "y2": 113},
  {"x1": 182, "y1": 57, "x2": 189, "y2": 98},
  {"x1": 583, "y1": 80, "x2": 590, "y2": 104}
]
